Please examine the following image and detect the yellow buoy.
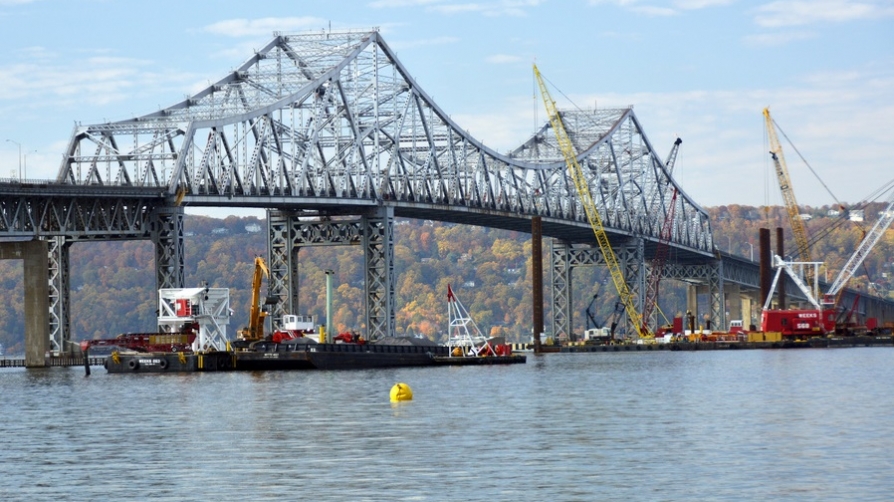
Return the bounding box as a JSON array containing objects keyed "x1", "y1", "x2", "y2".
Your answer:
[{"x1": 390, "y1": 382, "x2": 413, "y2": 402}]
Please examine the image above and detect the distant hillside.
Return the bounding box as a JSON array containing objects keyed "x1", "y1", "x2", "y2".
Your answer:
[{"x1": 1, "y1": 205, "x2": 891, "y2": 354}]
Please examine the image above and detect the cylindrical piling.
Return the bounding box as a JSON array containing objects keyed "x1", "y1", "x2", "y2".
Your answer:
[
  {"x1": 776, "y1": 227, "x2": 785, "y2": 310},
  {"x1": 532, "y1": 217, "x2": 543, "y2": 354},
  {"x1": 760, "y1": 228, "x2": 771, "y2": 307}
]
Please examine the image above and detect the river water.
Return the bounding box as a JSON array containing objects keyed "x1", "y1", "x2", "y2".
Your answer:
[{"x1": 1, "y1": 348, "x2": 892, "y2": 501}]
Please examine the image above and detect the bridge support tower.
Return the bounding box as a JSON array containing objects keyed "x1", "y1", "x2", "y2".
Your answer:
[
  {"x1": 550, "y1": 237, "x2": 647, "y2": 341},
  {"x1": 267, "y1": 207, "x2": 395, "y2": 341},
  {"x1": 151, "y1": 206, "x2": 185, "y2": 294}
]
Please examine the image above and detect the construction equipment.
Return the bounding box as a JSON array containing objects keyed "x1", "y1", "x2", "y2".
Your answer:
[
  {"x1": 533, "y1": 64, "x2": 645, "y2": 339},
  {"x1": 237, "y1": 257, "x2": 270, "y2": 342},
  {"x1": 761, "y1": 187, "x2": 894, "y2": 336},
  {"x1": 763, "y1": 108, "x2": 811, "y2": 265},
  {"x1": 639, "y1": 138, "x2": 682, "y2": 334},
  {"x1": 83, "y1": 287, "x2": 231, "y2": 353},
  {"x1": 584, "y1": 300, "x2": 625, "y2": 343},
  {"x1": 824, "y1": 186, "x2": 894, "y2": 300},
  {"x1": 641, "y1": 188, "x2": 679, "y2": 334},
  {"x1": 585, "y1": 294, "x2": 600, "y2": 331},
  {"x1": 761, "y1": 255, "x2": 826, "y2": 336},
  {"x1": 665, "y1": 137, "x2": 682, "y2": 174}
]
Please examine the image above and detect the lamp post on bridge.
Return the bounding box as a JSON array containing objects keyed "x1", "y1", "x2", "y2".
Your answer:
[
  {"x1": 5, "y1": 139, "x2": 21, "y2": 180},
  {"x1": 747, "y1": 242, "x2": 754, "y2": 261},
  {"x1": 23, "y1": 150, "x2": 36, "y2": 181}
]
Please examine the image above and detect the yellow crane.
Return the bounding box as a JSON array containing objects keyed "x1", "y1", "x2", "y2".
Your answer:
[
  {"x1": 238, "y1": 256, "x2": 270, "y2": 342},
  {"x1": 763, "y1": 107, "x2": 811, "y2": 264},
  {"x1": 533, "y1": 65, "x2": 646, "y2": 339}
]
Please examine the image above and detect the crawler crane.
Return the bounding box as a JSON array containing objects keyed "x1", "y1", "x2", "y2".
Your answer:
[
  {"x1": 763, "y1": 108, "x2": 811, "y2": 265},
  {"x1": 534, "y1": 65, "x2": 645, "y2": 339}
]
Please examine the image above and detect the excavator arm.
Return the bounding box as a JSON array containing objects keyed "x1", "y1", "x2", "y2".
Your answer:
[{"x1": 238, "y1": 257, "x2": 269, "y2": 342}]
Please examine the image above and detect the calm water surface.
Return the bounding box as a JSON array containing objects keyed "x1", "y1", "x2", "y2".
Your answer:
[{"x1": 1, "y1": 348, "x2": 892, "y2": 501}]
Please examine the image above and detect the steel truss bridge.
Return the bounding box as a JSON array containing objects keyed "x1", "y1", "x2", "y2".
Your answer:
[{"x1": 1, "y1": 29, "x2": 892, "y2": 354}]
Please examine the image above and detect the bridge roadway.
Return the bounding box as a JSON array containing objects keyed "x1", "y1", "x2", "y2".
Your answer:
[{"x1": 2, "y1": 29, "x2": 893, "y2": 364}]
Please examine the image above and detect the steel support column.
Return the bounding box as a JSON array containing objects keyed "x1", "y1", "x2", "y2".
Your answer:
[
  {"x1": 47, "y1": 236, "x2": 70, "y2": 354},
  {"x1": 550, "y1": 239, "x2": 573, "y2": 342},
  {"x1": 363, "y1": 206, "x2": 395, "y2": 341},
  {"x1": 267, "y1": 211, "x2": 294, "y2": 322},
  {"x1": 708, "y1": 260, "x2": 726, "y2": 331},
  {"x1": 150, "y1": 206, "x2": 184, "y2": 292}
]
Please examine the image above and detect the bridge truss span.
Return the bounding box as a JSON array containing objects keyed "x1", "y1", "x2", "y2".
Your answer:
[{"x1": 58, "y1": 29, "x2": 712, "y2": 256}]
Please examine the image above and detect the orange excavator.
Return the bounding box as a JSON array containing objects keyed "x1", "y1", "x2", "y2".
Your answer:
[{"x1": 237, "y1": 257, "x2": 269, "y2": 343}]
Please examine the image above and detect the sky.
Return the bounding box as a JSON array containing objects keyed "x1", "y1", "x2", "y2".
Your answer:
[{"x1": 1, "y1": 0, "x2": 893, "y2": 217}]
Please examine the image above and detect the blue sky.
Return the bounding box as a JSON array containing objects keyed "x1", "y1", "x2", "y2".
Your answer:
[{"x1": 1, "y1": 0, "x2": 892, "y2": 214}]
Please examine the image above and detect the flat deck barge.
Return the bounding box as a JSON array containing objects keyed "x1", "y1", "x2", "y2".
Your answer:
[
  {"x1": 545, "y1": 335, "x2": 894, "y2": 353},
  {"x1": 102, "y1": 342, "x2": 527, "y2": 373}
]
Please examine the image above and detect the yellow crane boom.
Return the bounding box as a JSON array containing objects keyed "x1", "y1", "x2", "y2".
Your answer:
[
  {"x1": 238, "y1": 256, "x2": 270, "y2": 342},
  {"x1": 533, "y1": 64, "x2": 645, "y2": 338},
  {"x1": 763, "y1": 107, "x2": 811, "y2": 263}
]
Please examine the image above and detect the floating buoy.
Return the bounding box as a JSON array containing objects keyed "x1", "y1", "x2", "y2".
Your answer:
[{"x1": 390, "y1": 382, "x2": 413, "y2": 402}]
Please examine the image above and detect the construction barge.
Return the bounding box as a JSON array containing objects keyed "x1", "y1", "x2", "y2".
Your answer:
[
  {"x1": 93, "y1": 284, "x2": 525, "y2": 374},
  {"x1": 102, "y1": 344, "x2": 525, "y2": 373},
  {"x1": 550, "y1": 335, "x2": 893, "y2": 353}
]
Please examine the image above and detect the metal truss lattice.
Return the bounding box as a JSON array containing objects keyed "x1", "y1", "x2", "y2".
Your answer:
[{"x1": 58, "y1": 29, "x2": 713, "y2": 255}]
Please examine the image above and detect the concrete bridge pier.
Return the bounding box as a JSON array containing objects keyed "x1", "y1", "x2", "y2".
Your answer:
[
  {"x1": 0, "y1": 240, "x2": 49, "y2": 367},
  {"x1": 686, "y1": 284, "x2": 699, "y2": 328},
  {"x1": 725, "y1": 286, "x2": 761, "y2": 330},
  {"x1": 724, "y1": 283, "x2": 742, "y2": 325}
]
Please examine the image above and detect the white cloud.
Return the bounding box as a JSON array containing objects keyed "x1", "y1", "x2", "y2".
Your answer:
[
  {"x1": 742, "y1": 30, "x2": 816, "y2": 46},
  {"x1": 754, "y1": 0, "x2": 894, "y2": 28},
  {"x1": 0, "y1": 52, "x2": 201, "y2": 114},
  {"x1": 202, "y1": 17, "x2": 329, "y2": 38},
  {"x1": 486, "y1": 54, "x2": 523, "y2": 64}
]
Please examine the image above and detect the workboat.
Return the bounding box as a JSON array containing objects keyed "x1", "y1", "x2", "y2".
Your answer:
[{"x1": 429, "y1": 284, "x2": 522, "y2": 365}]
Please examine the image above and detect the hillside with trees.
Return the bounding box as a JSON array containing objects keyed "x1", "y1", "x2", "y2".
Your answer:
[{"x1": 1, "y1": 204, "x2": 892, "y2": 355}]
